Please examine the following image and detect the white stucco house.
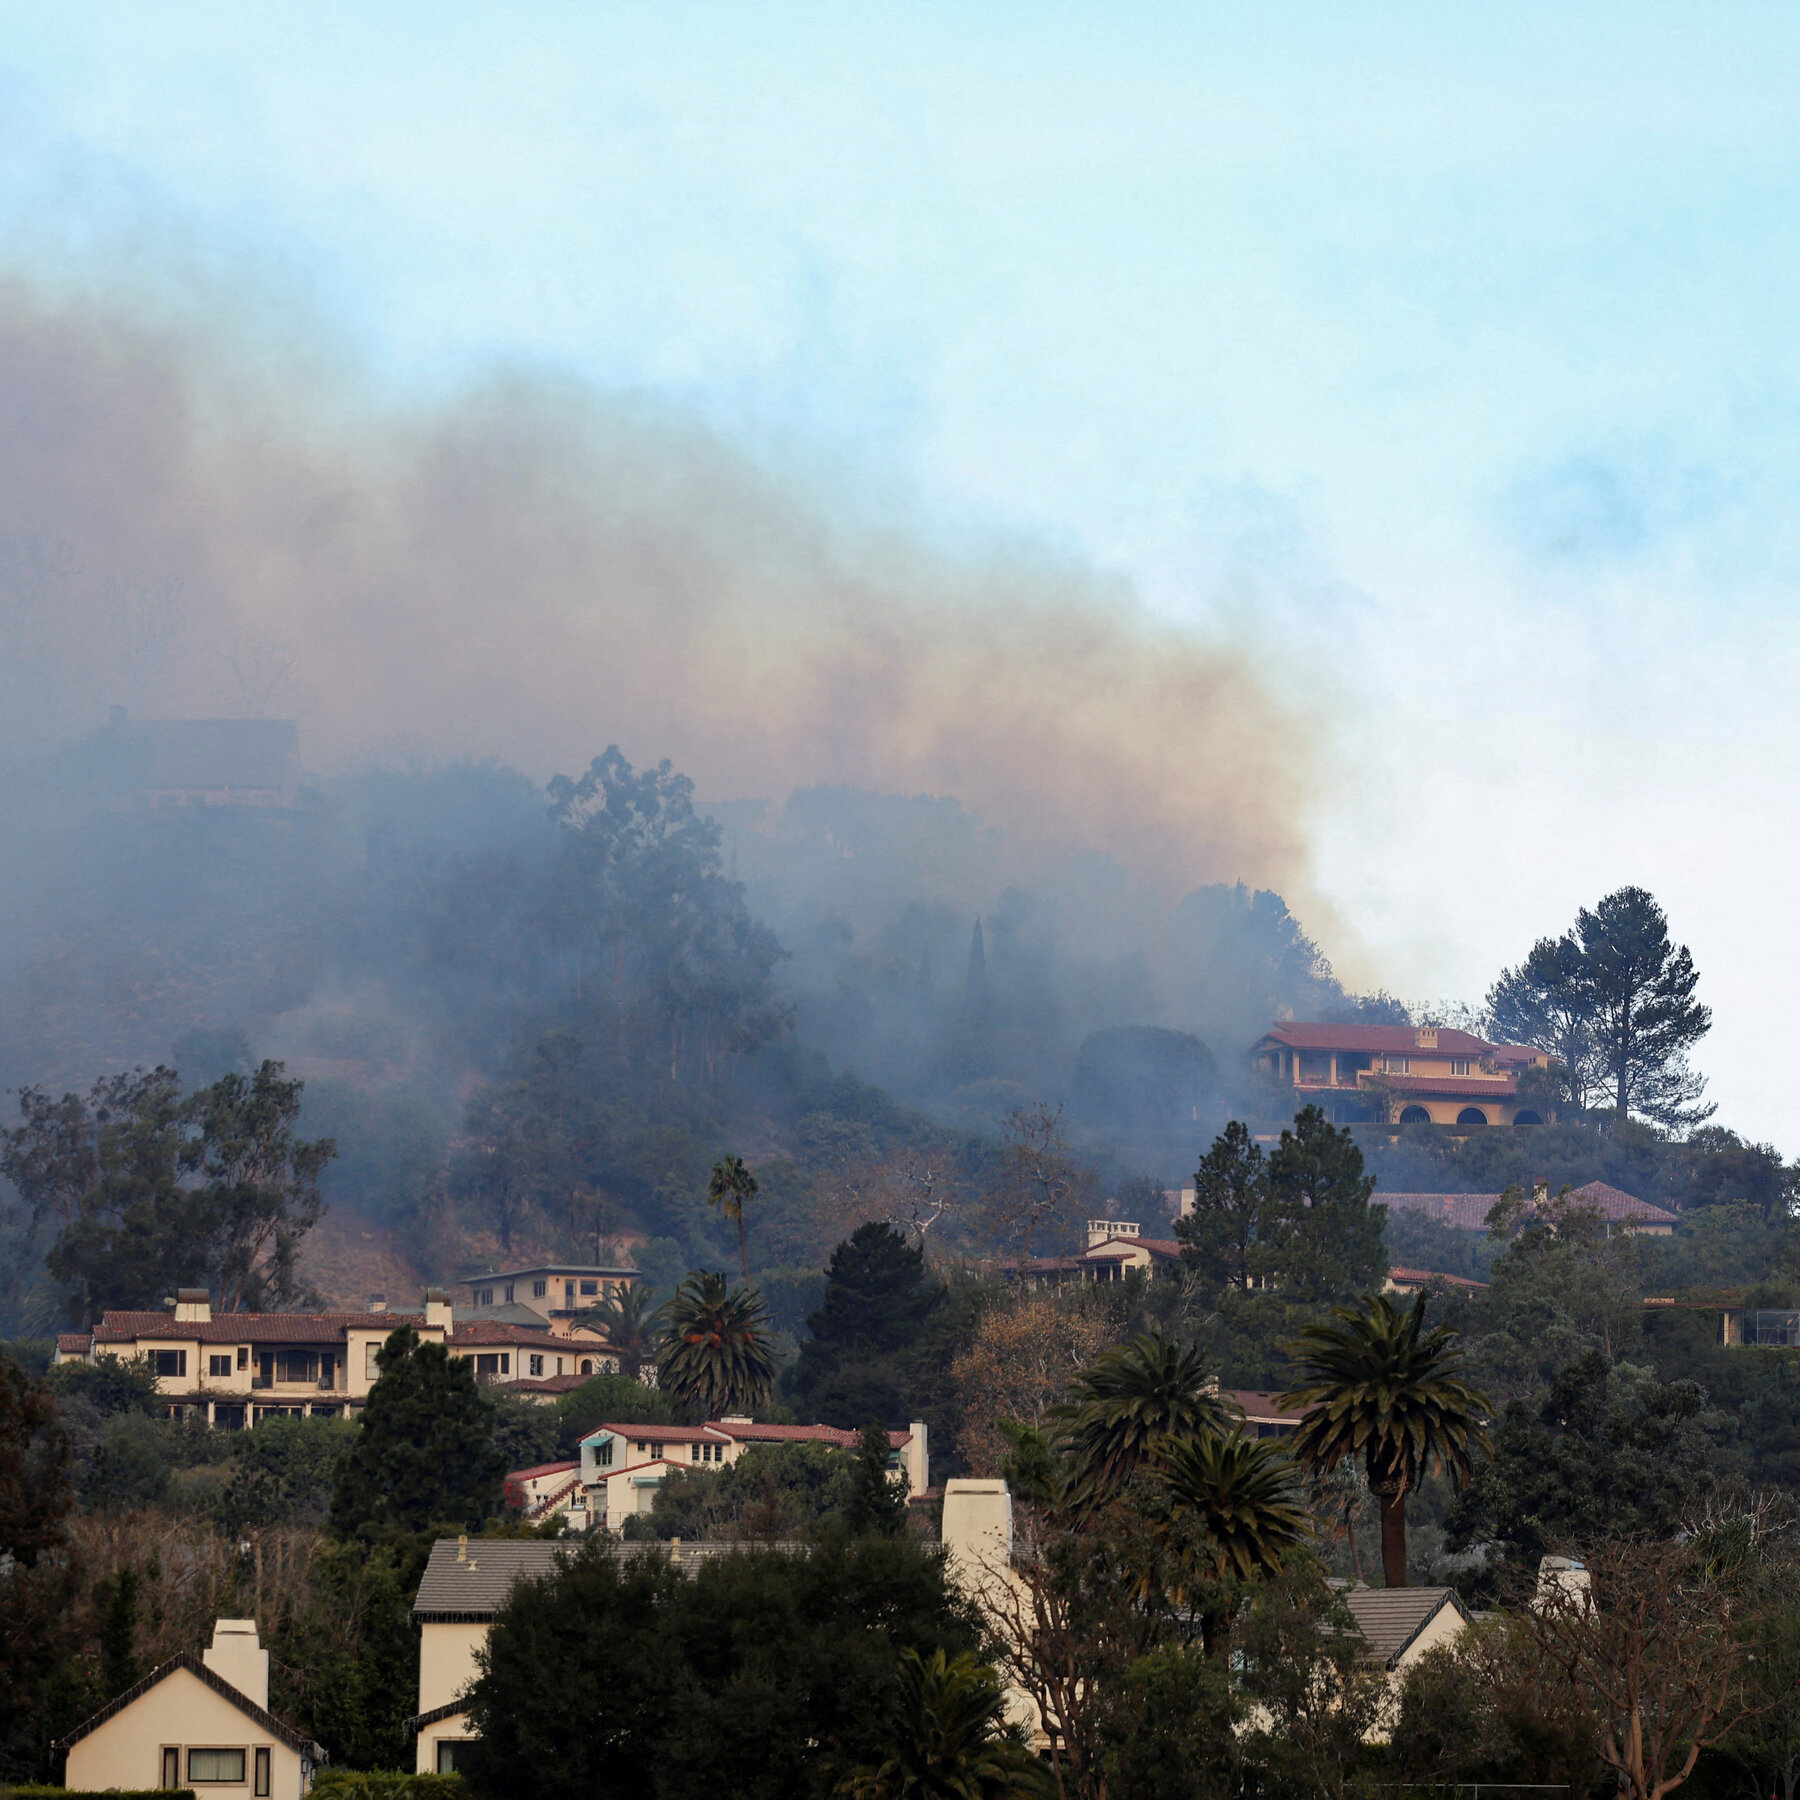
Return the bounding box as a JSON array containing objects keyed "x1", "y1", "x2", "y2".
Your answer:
[{"x1": 56, "y1": 1619, "x2": 324, "y2": 1798}]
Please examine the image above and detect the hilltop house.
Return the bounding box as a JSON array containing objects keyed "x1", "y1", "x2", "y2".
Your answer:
[
  {"x1": 574, "y1": 1416, "x2": 931, "y2": 1532},
  {"x1": 999, "y1": 1219, "x2": 1186, "y2": 1285},
  {"x1": 56, "y1": 1618, "x2": 324, "y2": 1797},
  {"x1": 459, "y1": 1263, "x2": 640, "y2": 1319},
  {"x1": 1253, "y1": 1023, "x2": 1551, "y2": 1127},
  {"x1": 1381, "y1": 1179, "x2": 1677, "y2": 1237},
  {"x1": 54, "y1": 1285, "x2": 620, "y2": 1424}
]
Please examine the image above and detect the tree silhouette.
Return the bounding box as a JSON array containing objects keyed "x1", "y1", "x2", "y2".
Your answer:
[
  {"x1": 706, "y1": 1152, "x2": 759, "y2": 1282},
  {"x1": 655, "y1": 1271, "x2": 776, "y2": 1415}
]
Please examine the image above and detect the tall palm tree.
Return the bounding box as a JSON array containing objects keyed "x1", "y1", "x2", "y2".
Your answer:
[
  {"x1": 1158, "y1": 1430, "x2": 1313, "y2": 1653},
  {"x1": 836, "y1": 1647, "x2": 1052, "y2": 1800},
  {"x1": 1280, "y1": 1291, "x2": 1488, "y2": 1588},
  {"x1": 1049, "y1": 1332, "x2": 1232, "y2": 1509},
  {"x1": 654, "y1": 1270, "x2": 776, "y2": 1415},
  {"x1": 707, "y1": 1152, "x2": 760, "y2": 1282},
  {"x1": 587, "y1": 1281, "x2": 658, "y2": 1380}
]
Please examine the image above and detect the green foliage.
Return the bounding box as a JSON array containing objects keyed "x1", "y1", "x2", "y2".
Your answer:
[
  {"x1": 310, "y1": 1770, "x2": 464, "y2": 1800},
  {"x1": 1050, "y1": 1333, "x2": 1229, "y2": 1509},
  {"x1": 554, "y1": 1369, "x2": 694, "y2": 1460},
  {"x1": 95, "y1": 1564, "x2": 141, "y2": 1698},
  {"x1": 77, "y1": 1412, "x2": 172, "y2": 1513},
  {"x1": 644, "y1": 1441, "x2": 856, "y2": 1541},
  {"x1": 1157, "y1": 1433, "x2": 1311, "y2": 1585},
  {"x1": 488, "y1": 1392, "x2": 560, "y2": 1474},
  {"x1": 3, "y1": 1062, "x2": 334, "y2": 1321},
  {"x1": 843, "y1": 1422, "x2": 909, "y2": 1538},
  {"x1": 0, "y1": 1352, "x2": 71, "y2": 1565},
  {"x1": 1101, "y1": 1646, "x2": 1242, "y2": 1800},
  {"x1": 329, "y1": 1325, "x2": 506, "y2": 1541},
  {"x1": 217, "y1": 1414, "x2": 356, "y2": 1529},
  {"x1": 1264, "y1": 1107, "x2": 1385, "y2": 1301},
  {"x1": 834, "y1": 1647, "x2": 1052, "y2": 1799},
  {"x1": 654, "y1": 1272, "x2": 776, "y2": 1415},
  {"x1": 1282, "y1": 1291, "x2": 1488, "y2": 1586},
  {"x1": 792, "y1": 1224, "x2": 946, "y2": 1427},
  {"x1": 43, "y1": 1354, "x2": 159, "y2": 1418},
  {"x1": 460, "y1": 1535, "x2": 984, "y2": 1800},
  {"x1": 1176, "y1": 1121, "x2": 1266, "y2": 1293},
  {"x1": 707, "y1": 1152, "x2": 759, "y2": 1281},
  {"x1": 586, "y1": 1283, "x2": 660, "y2": 1381}
]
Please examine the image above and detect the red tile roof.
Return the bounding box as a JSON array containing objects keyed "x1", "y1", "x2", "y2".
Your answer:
[
  {"x1": 506, "y1": 1461, "x2": 579, "y2": 1484},
  {"x1": 1380, "y1": 1183, "x2": 1678, "y2": 1230},
  {"x1": 1224, "y1": 1389, "x2": 1311, "y2": 1424},
  {"x1": 449, "y1": 1321, "x2": 560, "y2": 1347},
  {"x1": 1368, "y1": 1074, "x2": 1519, "y2": 1098},
  {"x1": 92, "y1": 1310, "x2": 432, "y2": 1345},
  {"x1": 1260, "y1": 1023, "x2": 1498, "y2": 1056},
  {"x1": 57, "y1": 1334, "x2": 92, "y2": 1353},
  {"x1": 1388, "y1": 1266, "x2": 1489, "y2": 1291},
  {"x1": 583, "y1": 1422, "x2": 730, "y2": 1445},
  {"x1": 1568, "y1": 1180, "x2": 1678, "y2": 1223},
  {"x1": 507, "y1": 1373, "x2": 593, "y2": 1395},
  {"x1": 1084, "y1": 1233, "x2": 1183, "y2": 1259},
  {"x1": 708, "y1": 1419, "x2": 912, "y2": 1449}
]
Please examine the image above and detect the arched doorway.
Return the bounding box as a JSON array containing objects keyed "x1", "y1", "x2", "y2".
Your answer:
[
  {"x1": 1399, "y1": 1105, "x2": 1432, "y2": 1125},
  {"x1": 1513, "y1": 1110, "x2": 1543, "y2": 1126},
  {"x1": 1456, "y1": 1107, "x2": 1488, "y2": 1126}
]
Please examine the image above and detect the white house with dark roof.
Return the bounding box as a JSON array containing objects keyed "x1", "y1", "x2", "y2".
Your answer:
[{"x1": 57, "y1": 1619, "x2": 324, "y2": 1797}]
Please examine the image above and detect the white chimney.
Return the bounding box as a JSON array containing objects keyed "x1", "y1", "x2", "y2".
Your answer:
[
  {"x1": 202, "y1": 1619, "x2": 268, "y2": 1710},
  {"x1": 424, "y1": 1287, "x2": 453, "y2": 1332},
  {"x1": 368, "y1": 1293, "x2": 388, "y2": 1314},
  {"x1": 941, "y1": 1479, "x2": 1013, "y2": 1603},
  {"x1": 174, "y1": 1288, "x2": 212, "y2": 1324},
  {"x1": 1087, "y1": 1219, "x2": 1138, "y2": 1249},
  {"x1": 903, "y1": 1420, "x2": 930, "y2": 1497}
]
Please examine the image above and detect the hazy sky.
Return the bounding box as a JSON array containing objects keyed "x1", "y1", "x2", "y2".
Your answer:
[{"x1": 2, "y1": 4, "x2": 1797, "y2": 1145}]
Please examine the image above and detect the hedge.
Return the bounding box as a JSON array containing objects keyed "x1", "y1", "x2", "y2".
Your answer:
[{"x1": 310, "y1": 1774, "x2": 465, "y2": 1800}]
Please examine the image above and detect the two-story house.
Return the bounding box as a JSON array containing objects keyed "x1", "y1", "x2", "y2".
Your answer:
[
  {"x1": 459, "y1": 1263, "x2": 640, "y2": 1323},
  {"x1": 998, "y1": 1219, "x2": 1186, "y2": 1286},
  {"x1": 55, "y1": 1288, "x2": 454, "y2": 1426},
  {"x1": 1252, "y1": 1023, "x2": 1551, "y2": 1127}
]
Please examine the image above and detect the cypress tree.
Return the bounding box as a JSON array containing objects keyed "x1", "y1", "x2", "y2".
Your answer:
[
  {"x1": 328, "y1": 1324, "x2": 506, "y2": 1542},
  {"x1": 842, "y1": 1421, "x2": 909, "y2": 1537}
]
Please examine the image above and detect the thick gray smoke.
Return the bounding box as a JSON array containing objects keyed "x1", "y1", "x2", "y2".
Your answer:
[{"x1": 0, "y1": 279, "x2": 1307, "y2": 895}]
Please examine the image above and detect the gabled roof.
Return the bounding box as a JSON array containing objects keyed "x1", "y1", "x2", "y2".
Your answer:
[
  {"x1": 1380, "y1": 1184, "x2": 1678, "y2": 1230},
  {"x1": 1259, "y1": 1023, "x2": 1497, "y2": 1056},
  {"x1": 1340, "y1": 1586, "x2": 1472, "y2": 1667},
  {"x1": 1084, "y1": 1233, "x2": 1183, "y2": 1260},
  {"x1": 506, "y1": 1461, "x2": 580, "y2": 1484},
  {"x1": 53, "y1": 1653, "x2": 325, "y2": 1759},
  {"x1": 412, "y1": 1539, "x2": 572, "y2": 1619},
  {"x1": 461, "y1": 1264, "x2": 641, "y2": 1284},
  {"x1": 92, "y1": 1310, "x2": 431, "y2": 1346},
  {"x1": 1568, "y1": 1181, "x2": 1679, "y2": 1224},
  {"x1": 450, "y1": 1321, "x2": 561, "y2": 1347},
  {"x1": 57, "y1": 1333, "x2": 92, "y2": 1354}
]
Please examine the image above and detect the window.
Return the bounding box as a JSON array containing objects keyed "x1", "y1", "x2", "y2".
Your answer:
[
  {"x1": 365, "y1": 1342, "x2": 381, "y2": 1381},
  {"x1": 273, "y1": 1350, "x2": 319, "y2": 1384},
  {"x1": 532, "y1": 1279, "x2": 547, "y2": 1298},
  {"x1": 151, "y1": 1349, "x2": 187, "y2": 1379},
  {"x1": 162, "y1": 1747, "x2": 180, "y2": 1788},
  {"x1": 689, "y1": 1441, "x2": 722, "y2": 1464},
  {"x1": 1382, "y1": 1056, "x2": 1411, "y2": 1075},
  {"x1": 475, "y1": 1353, "x2": 503, "y2": 1376},
  {"x1": 529, "y1": 1354, "x2": 544, "y2": 1377},
  {"x1": 571, "y1": 1491, "x2": 587, "y2": 1510},
  {"x1": 236, "y1": 1346, "x2": 249, "y2": 1369},
  {"x1": 504, "y1": 1283, "x2": 515, "y2": 1303},
  {"x1": 478, "y1": 1287, "x2": 494, "y2": 1307},
  {"x1": 579, "y1": 1280, "x2": 599, "y2": 1296},
  {"x1": 209, "y1": 1355, "x2": 232, "y2": 1378},
  {"x1": 188, "y1": 1747, "x2": 247, "y2": 1783},
  {"x1": 595, "y1": 1439, "x2": 614, "y2": 1467},
  {"x1": 254, "y1": 1748, "x2": 270, "y2": 1797},
  {"x1": 437, "y1": 1741, "x2": 472, "y2": 1774},
  {"x1": 1450, "y1": 1058, "x2": 1471, "y2": 1077},
  {"x1": 580, "y1": 1359, "x2": 593, "y2": 1375},
  {"x1": 565, "y1": 1281, "x2": 575, "y2": 1304}
]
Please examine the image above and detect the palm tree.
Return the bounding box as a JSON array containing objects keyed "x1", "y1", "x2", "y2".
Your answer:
[
  {"x1": 1157, "y1": 1430, "x2": 1313, "y2": 1653},
  {"x1": 654, "y1": 1271, "x2": 776, "y2": 1415},
  {"x1": 836, "y1": 1647, "x2": 1053, "y2": 1799},
  {"x1": 707, "y1": 1152, "x2": 760, "y2": 1282},
  {"x1": 1049, "y1": 1332, "x2": 1232, "y2": 1509},
  {"x1": 1280, "y1": 1291, "x2": 1489, "y2": 1588},
  {"x1": 587, "y1": 1281, "x2": 658, "y2": 1380}
]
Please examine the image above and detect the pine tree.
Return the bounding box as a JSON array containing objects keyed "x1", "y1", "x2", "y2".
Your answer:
[
  {"x1": 328, "y1": 1325, "x2": 506, "y2": 1542},
  {"x1": 1264, "y1": 1105, "x2": 1386, "y2": 1301},
  {"x1": 843, "y1": 1421, "x2": 909, "y2": 1537}
]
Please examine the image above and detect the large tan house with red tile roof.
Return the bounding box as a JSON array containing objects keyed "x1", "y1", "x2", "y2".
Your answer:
[{"x1": 1254, "y1": 1023, "x2": 1552, "y2": 1127}]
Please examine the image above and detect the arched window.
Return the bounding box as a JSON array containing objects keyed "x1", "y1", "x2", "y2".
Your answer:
[
  {"x1": 580, "y1": 1359, "x2": 594, "y2": 1375},
  {"x1": 1398, "y1": 1105, "x2": 1432, "y2": 1125},
  {"x1": 1456, "y1": 1107, "x2": 1488, "y2": 1127},
  {"x1": 1513, "y1": 1110, "x2": 1543, "y2": 1126}
]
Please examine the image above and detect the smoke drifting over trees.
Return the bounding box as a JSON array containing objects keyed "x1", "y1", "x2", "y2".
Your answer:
[{"x1": 0, "y1": 272, "x2": 1398, "y2": 1323}]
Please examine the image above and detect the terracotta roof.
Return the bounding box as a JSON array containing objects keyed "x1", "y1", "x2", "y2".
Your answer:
[
  {"x1": 582, "y1": 1422, "x2": 731, "y2": 1446},
  {"x1": 1381, "y1": 1183, "x2": 1678, "y2": 1230},
  {"x1": 1340, "y1": 1586, "x2": 1472, "y2": 1667},
  {"x1": 1261, "y1": 1023, "x2": 1497, "y2": 1056},
  {"x1": 57, "y1": 1333, "x2": 92, "y2": 1353},
  {"x1": 413, "y1": 1538, "x2": 572, "y2": 1618},
  {"x1": 508, "y1": 1373, "x2": 594, "y2": 1395},
  {"x1": 709, "y1": 1420, "x2": 911, "y2": 1449},
  {"x1": 450, "y1": 1321, "x2": 560, "y2": 1347},
  {"x1": 92, "y1": 1310, "x2": 432, "y2": 1345},
  {"x1": 1389, "y1": 1266, "x2": 1488, "y2": 1290},
  {"x1": 1084, "y1": 1233, "x2": 1183, "y2": 1259},
  {"x1": 53, "y1": 1653, "x2": 324, "y2": 1759},
  {"x1": 506, "y1": 1461, "x2": 580, "y2": 1484},
  {"x1": 1224, "y1": 1389, "x2": 1305, "y2": 1426}
]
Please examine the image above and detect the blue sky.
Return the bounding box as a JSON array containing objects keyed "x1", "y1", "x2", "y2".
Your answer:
[{"x1": 2, "y1": 3, "x2": 1798, "y2": 1143}]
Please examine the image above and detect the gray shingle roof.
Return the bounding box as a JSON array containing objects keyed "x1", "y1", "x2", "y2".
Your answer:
[
  {"x1": 412, "y1": 1539, "x2": 572, "y2": 1619},
  {"x1": 53, "y1": 1653, "x2": 325, "y2": 1759},
  {"x1": 1340, "y1": 1586, "x2": 1470, "y2": 1666}
]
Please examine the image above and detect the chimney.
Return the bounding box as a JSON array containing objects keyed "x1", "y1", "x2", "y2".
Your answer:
[
  {"x1": 456, "y1": 1533, "x2": 468, "y2": 1563},
  {"x1": 202, "y1": 1619, "x2": 268, "y2": 1711},
  {"x1": 1087, "y1": 1219, "x2": 1138, "y2": 1249},
  {"x1": 424, "y1": 1287, "x2": 453, "y2": 1331},
  {"x1": 1415, "y1": 1027, "x2": 1439, "y2": 1049},
  {"x1": 904, "y1": 1420, "x2": 930, "y2": 1497},
  {"x1": 940, "y1": 1479, "x2": 1014, "y2": 1600},
  {"x1": 174, "y1": 1288, "x2": 212, "y2": 1324},
  {"x1": 368, "y1": 1293, "x2": 388, "y2": 1314}
]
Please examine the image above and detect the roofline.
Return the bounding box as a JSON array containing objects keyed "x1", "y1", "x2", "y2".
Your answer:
[
  {"x1": 406, "y1": 1701, "x2": 471, "y2": 1735},
  {"x1": 461, "y1": 1265, "x2": 642, "y2": 1283},
  {"x1": 53, "y1": 1653, "x2": 325, "y2": 1759},
  {"x1": 1378, "y1": 1588, "x2": 1474, "y2": 1669}
]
